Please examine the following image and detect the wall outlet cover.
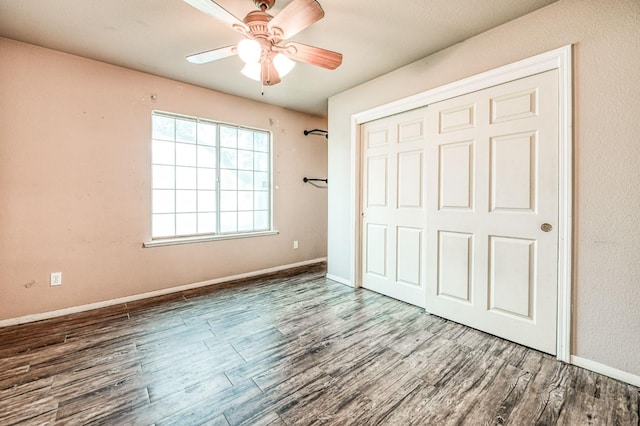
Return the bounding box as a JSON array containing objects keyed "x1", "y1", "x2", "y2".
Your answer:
[{"x1": 50, "y1": 272, "x2": 62, "y2": 286}]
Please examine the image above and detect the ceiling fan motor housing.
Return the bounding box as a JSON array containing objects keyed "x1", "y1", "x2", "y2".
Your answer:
[{"x1": 243, "y1": 10, "x2": 273, "y2": 39}]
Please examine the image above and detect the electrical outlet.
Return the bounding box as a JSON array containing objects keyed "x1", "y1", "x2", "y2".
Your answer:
[
  {"x1": 293, "y1": 240, "x2": 299, "y2": 249},
  {"x1": 50, "y1": 272, "x2": 62, "y2": 286}
]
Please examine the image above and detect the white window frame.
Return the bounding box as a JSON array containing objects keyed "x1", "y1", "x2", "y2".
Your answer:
[{"x1": 144, "y1": 111, "x2": 277, "y2": 248}]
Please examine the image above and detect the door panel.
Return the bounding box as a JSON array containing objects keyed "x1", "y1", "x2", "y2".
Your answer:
[
  {"x1": 365, "y1": 224, "x2": 387, "y2": 277},
  {"x1": 437, "y1": 231, "x2": 473, "y2": 302},
  {"x1": 488, "y1": 236, "x2": 535, "y2": 319},
  {"x1": 398, "y1": 151, "x2": 423, "y2": 208},
  {"x1": 367, "y1": 156, "x2": 388, "y2": 207},
  {"x1": 399, "y1": 118, "x2": 425, "y2": 142},
  {"x1": 426, "y1": 70, "x2": 559, "y2": 354},
  {"x1": 439, "y1": 141, "x2": 474, "y2": 210},
  {"x1": 361, "y1": 108, "x2": 427, "y2": 307},
  {"x1": 490, "y1": 89, "x2": 537, "y2": 123},
  {"x1": 490, "y1": 132, "x2": 535, "y2": 211},
  {"x1": 367, "y1": 128, "x2": 390, "y2": 148},
  {"x1": 396, "y1": 227, "x2": 422, "y2": 286},
  {"x1": 439, "y1": 104, "x2": 475, "y2": 133}
]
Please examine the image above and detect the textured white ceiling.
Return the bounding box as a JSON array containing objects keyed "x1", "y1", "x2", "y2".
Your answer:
[{"x1": 0, "y1": 0, "x2": 557, "y2": 116}]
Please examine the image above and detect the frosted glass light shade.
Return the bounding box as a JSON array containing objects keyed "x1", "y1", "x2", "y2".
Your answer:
[
  {"x1": 273, "y1": 54, "x2": 295, "y2": 77},
  {"x1": 237, "y1": 39, "x2": 261, "y2": 64},
  {"x1": 241, "y1": 63, "x2": 261, "y2": 81}
]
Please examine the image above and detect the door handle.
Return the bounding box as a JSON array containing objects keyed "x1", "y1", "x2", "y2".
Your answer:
[{"x1": 541, "y1": 223, "x2": 553, "y2": 232}]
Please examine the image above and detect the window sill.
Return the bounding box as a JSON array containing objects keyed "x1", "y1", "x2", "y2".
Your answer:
[{"x1": 143, "y1": 230, "x2": 279, "y2": 248}]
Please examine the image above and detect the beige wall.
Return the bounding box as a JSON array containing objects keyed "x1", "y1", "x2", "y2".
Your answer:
[
  {"x1": 328, "y1": 0, "x2": 640, "y2": 377},
  {"x1": 0, "y1": 37, "x2": 328, "y2": 321}
]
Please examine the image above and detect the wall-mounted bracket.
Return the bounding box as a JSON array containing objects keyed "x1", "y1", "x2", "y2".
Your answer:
[
  {"x1": 303, "y1": 177, "x2": 328, "y2": 184},
  {"x1": 303, "y1": 129, "x2": 328, "y2": 139}
]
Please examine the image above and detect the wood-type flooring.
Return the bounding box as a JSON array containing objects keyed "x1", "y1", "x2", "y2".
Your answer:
[{"x1": 0, "y1": 263, "x2": 638, "y2": 425}]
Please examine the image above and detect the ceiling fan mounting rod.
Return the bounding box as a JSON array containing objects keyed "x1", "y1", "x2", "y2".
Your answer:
[{"x1": 254, "y1": 0, "x2": 276, "y2": 11}]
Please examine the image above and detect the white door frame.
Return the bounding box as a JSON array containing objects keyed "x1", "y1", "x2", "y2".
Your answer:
[{"x1": 349, "y1": 45, "x2": 573, "y2": 362}]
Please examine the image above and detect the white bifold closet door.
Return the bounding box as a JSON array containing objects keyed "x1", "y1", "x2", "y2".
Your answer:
[
  {"x1": 361, "y1": 107, "x2": 427, "y2": 308},
  {"x1": 425, "y1": 70, "x2": 559, "y2": 355},
  {"x1": 360, "y1": 69, "x2": 560, "y2": 354}
]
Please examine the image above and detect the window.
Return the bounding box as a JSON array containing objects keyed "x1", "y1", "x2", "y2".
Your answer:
[{"x1": 151, "y1": 111, "x2": 271, "y2": 240}]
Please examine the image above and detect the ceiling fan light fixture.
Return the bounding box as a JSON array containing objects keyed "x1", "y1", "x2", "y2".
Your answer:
[
  {"x1": 241, "y1": 62, "x2": 262, "y2": 81},
  {"x1": 184, "y1": 0, "x2": 342, "y2": 86},
  {"x1": 237, "y1": 39, "x2": 262, "y2": 64},
  {"x1": 273, "y1": 53, "x2": 295, "y2": 77}
]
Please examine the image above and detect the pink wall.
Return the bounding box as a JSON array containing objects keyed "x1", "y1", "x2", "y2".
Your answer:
[{"x1": 0, "y1": 38, "x2": 328, "y2": 321}]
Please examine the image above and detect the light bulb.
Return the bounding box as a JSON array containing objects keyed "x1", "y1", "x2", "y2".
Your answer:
[
  {"x1": 237, "y1": 39, "x2": 261, "y2": 64},
  {"x1": 241, "y1": 63, "x2": 261, "y2": 81},
  {"x1": 273, "y1": 54, "x2": 295, "y2": 77}
]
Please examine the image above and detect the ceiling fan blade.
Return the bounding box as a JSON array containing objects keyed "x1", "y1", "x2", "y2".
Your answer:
[
  {"x1": 262, "y1": 60, "x2": 281, "y2": 86},
  {"x1": 186, "y1": 45, "x2": 237, "y2": 64},
  {"x1": 284, "y1": 42, "x2": 342, "y2": 70},
  {"x1": 184, "y1": 0, "x2": 248, "y2": 32},
  {"x1": 268, "y1": 0, "x2": 324, "y2": 40}
]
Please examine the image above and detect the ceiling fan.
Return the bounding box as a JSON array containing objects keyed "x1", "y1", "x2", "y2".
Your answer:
[{"x1": 184, "y1": 0, "x2": 343, "y2": 86}]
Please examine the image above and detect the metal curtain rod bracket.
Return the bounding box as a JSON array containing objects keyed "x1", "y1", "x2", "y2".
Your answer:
[
  {"x1": 303, "y1": 129, "x2": 328, "y2": 139},
  {"x1": 303, "y1": 177, "x2": 328, "y2": 184}
]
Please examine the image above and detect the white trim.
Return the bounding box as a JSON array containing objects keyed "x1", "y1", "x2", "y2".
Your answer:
[
  {"x1": 571, "y1": 356, "x2": 640, "y2": 387},
  {"x1": 326, "y1": 273, "x2": 353, "y2": 287},
  {"x1": 349, "y1": 115, "x2": 362, "y2": 288},
  {"x1": 0, "y1": 257, "x2": 326, "y2": 328},
  {"x1": 350, "y1": 45, "x2": 573, "y2": 362},
  {"x1": 555, "y1": 47, "x2": 573, "y2": 363},
  {"x1": 144, "y1": 230, "x2": 279, "y2": 248},
  {"x1": 353, "y1": 46, "x2": 573, "y2": 125}
]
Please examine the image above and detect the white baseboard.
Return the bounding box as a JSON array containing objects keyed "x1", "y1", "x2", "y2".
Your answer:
[
  {"x1": 326, "y1": 273, "x2": 353, "y2": 287},
  {"x1": 0, "y1": 257, "x2": 327, "y2": 328},
  {"x1": 571, "y1": 355, "x2": 640, "y2": 387}
]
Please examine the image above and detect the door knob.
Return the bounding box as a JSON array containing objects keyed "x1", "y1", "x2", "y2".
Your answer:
[{"x1": 541, "y1": 223, "x2": 553, "y2": 232}]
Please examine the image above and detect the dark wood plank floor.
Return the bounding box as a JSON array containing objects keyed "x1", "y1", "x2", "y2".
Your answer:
[{"x1": 0, "y1": 263, "x2": 638, "y2": 425}]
